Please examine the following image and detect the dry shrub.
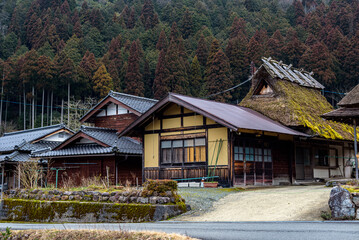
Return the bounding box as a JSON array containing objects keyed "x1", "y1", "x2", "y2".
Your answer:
[
  {"x1": 7, "y1": 229, "x2": 197, "y2": 240},
  {"x1": 16, "y1": 161, "x2": 43, "y2": 189}
]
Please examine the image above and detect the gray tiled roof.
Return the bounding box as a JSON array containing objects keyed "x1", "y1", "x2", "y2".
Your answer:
[
  {"x1": 109, "y1": 91, "x2": 158, "y2": 114},
  {"x1": 80, "y1": 91, "x2": 157, "y2": 122},
  {"x1": 261, "y1": 57, "x2": 325, "y2": 89},
  {"x1": 20, "y1": 141, "x2": 62, "y2": 152},
  {"x1": 0, "y1": 151, "x2": 31, "y2": 163},
  {"x1": 0, "y1": 124, "x2": 70, "y2": 152},
  {"x1": 80, "y1": 126, "x2": 119, "y2": 146},
  {"x1": 34, "y1": 126, "x2": 142, "y2": 157},
  {"x1": 34, "y1": 144, "x2": 114, "y2": 157}
]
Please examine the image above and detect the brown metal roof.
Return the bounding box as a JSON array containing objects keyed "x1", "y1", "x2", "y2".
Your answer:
[{"x1": 120, "y1": 93, "x2": 309, "y2": 137}]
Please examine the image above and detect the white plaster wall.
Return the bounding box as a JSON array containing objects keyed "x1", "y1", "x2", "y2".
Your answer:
[
  {"x1": 313, "y1": 169, "x2": 329, "y2": 179},
  {"x1": 43, "y1": 131, "x2": 72, "y2": 142},
  {"x1": 97, "y1": 102, "x2": 129, "y2": 117}
]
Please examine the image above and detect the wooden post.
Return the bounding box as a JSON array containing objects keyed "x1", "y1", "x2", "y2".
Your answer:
[
  {"x1": 354, "y1": 119, "x2": 358, "y2": 181},
  {"x1": 1, "y1": 164, "x2": 4, "y2": 201},
  {"x1": 18, "y1": 164, "x2": 20, "y2": 189}
]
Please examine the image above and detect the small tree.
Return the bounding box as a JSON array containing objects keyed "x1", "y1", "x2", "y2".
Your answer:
[
  {"x1": 93, "y1": 64, "x2": 113, "y2": 98},
  {"x1": 16, "y1": 160, "x2": 42, "y2": 189}
]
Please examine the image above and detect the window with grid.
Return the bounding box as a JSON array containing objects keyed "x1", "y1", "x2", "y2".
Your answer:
[{"x1": 161, "y1": 138, "x2": 206, "y2": 165}]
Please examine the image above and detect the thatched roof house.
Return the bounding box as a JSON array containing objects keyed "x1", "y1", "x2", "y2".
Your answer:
[
  {"x1": 240, "y1": 57, "x2": 354, "y2": 141},
  {"x1": 322, "y1": 84, "x2": 359, "y2": 124}
]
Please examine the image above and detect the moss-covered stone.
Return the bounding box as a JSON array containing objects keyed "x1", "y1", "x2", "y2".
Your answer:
[{"x1": 2, "y1": 199, "x2": 184, "y2": 223}]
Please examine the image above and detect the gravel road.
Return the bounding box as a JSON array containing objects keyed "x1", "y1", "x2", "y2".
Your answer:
[{"x1": 176, "y1": 185, "x2": 331, "y2": 221}]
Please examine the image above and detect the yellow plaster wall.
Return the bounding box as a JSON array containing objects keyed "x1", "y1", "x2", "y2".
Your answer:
[
  {"x1": 160, "y1": 129, "x2": 205, "y2": 136},
  {"x1": 163, "y1": 104, "x2": 181, "y2": 116},
  {"x1": 206, "y1": 118, "x2": 217, "y2": 125},
  {"x1": 207, "y1": 127, "x2": 228, "y2": 166},
  {"x1": 145, "y1": 118, "x2": 160, "y2": 131},
  {"x1": 163, "y1": 118, "x2": 181, "y2": 129},
  {"x1": 144, "y1": 134, "x2": 159, "y2": 168},
  {"x1": 183, "y1": 115, "x2": 203, "y2": 127},
  {"x1": 183, "y1": 108, "x2": 193, "y2": 114}
]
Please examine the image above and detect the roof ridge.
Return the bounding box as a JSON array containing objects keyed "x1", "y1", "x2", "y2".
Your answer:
[
  {"x1": 80, "y1": 125, "x2": 118, "y2": 132},
  {"x1": 110, "y1": 91, "x2": 158, "y2": 102},
  {"x1": 3, "y1": 124, "x2": 65, "y2": 136}
]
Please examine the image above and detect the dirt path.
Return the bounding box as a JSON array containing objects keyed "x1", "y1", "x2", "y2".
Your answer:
[{"x1": 179, "y1": 185, "x2": 331, "y2": 221}]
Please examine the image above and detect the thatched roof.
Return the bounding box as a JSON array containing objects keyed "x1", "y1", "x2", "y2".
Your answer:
[
  {"x1": 338, "y1": 84, "x2": 359, "y2": 108},
  {"x1": 322, "y1": 107, "x2": 359, "y2": 124},
  {"x1": 240, "y1": 58, "x2": 355, "y2": 141}
]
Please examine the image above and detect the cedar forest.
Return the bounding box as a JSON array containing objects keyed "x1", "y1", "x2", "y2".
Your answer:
[{"x1": 0, "y1": 0, "x2": 358, "y2": 131}]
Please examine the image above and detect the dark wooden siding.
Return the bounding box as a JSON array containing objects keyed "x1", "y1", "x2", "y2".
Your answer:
[
  {"x1": 94, "y1": 113, "x2": 138, "y2": 132},
  {"x1": 48, "y1": 155, "x2": 142, "y2": 187},
  {"x1": 144, "y1": 166, "x2": 229, "y2": 184},
  {"x1": 272, "y1": 140, "x2": 292, "y2": 183}
]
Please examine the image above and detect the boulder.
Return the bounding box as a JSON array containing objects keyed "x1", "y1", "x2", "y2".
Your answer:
[
  {"x1": 328, "y1": 186, "x2": 355, "y2": 219},
  {"x1": 353, "y1": 196, "x2": 359, "y2": 207}
]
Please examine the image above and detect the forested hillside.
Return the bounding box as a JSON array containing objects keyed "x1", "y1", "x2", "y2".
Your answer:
[{"x1": 0, "y1": 0, "x2": 358, "y2": 131}]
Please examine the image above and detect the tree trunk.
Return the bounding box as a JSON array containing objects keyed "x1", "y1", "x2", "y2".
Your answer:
[
  {"x1": 23, "y1": 87, "x2": 26, "y2": 130},
  {"x1": 46, "y1": 91, "x2": 50, "y2": 126},
  {"x1": 19, "y1": 94, "x2": 21, "y2": 118},
  {"x1": 32, "y1": 86, "x2": 35, "y2": 129},
  {"x1": 61, "y1": 98, "x2": 64, "y2": 123},
  {"x1": 0, "y1": 70, "x2": 4, "y2": 127},
  {"x1": 68, "y1": 83, "x2": 70, "y2": 127},
  {"x1": 41, "y1": 88, "x2": 44, "y2": 127},
  {"x1": 4, "y1": 97, "x2": 8, "y2": 130},
  {"x1": 50, "y1": 91, "x2": 53, "y2": 125}
]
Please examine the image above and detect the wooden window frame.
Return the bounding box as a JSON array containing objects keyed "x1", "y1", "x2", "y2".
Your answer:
[{"x1": 160, "y1": 137, "x2": 207, "y2": 167}]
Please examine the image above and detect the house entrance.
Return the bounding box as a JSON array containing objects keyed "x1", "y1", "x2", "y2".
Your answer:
[
  {"x1": 295, "y1": 147, "x2": 312, "y2": 180},
  {"x1": 233, "y1": 138, "x2": 273, "y2": 185}
]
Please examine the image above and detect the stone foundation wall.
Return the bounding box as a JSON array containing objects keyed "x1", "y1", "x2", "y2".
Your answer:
[{"x1": 1, "y1": 199, "x2": 187, "y2": 222}]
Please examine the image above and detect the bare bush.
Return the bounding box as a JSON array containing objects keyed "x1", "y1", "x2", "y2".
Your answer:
[{"x1": 16, "y1": 161, "x2": 43, "y2": 189}]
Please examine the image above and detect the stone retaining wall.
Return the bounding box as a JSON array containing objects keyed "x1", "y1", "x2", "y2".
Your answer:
[
  {"x1": 5, "y1": 189, "x2": 179, "y2": 205},
  {"x1": 1, "y1": 199, "x2": 188, "y2": 222}
]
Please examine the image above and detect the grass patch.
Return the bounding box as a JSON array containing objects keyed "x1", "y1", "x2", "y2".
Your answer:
[{"x1": 4, "y1": 229, "x2": 197, "y2": 240}]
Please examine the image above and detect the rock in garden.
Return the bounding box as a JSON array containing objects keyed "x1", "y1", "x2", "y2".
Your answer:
[
  {"x1": 61, "y1": 195, "x2": 69, "y2": 201},
  {"x1": 109, "y1": 196, "x2": 117, "y2": 202},
  {"x1": 353, "y1": 196, "x2": 359, "y2": 207},
  {"x1": 328, "y1": 186, "x2": 355, "y2": 219},
  {"x1": 63, "y1": 191, "x2": 72, "y2": 196},
  {"x1": 74, "y1": 195, "x2": 82, "y2": 201},
  {"x1": 149, "y1": 197, "x2": 158, "y2": 204},
  {"x1": 137, "y1": 197, "x2": 149, "y2": 204}
]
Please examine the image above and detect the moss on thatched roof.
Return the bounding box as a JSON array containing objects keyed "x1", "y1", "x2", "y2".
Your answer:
[{"x1": 241, "y1": 79, "x2": 355, "y2": 141}]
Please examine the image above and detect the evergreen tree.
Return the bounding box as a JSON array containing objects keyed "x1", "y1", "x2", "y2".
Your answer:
[
  {"x1": 246, "y1": 36, "x2": 263, "y2": 66},
  {"x1": 180, "y1": 9, "x2": 193, "y2": 39},
  {"x1": 189, "y1": 55, "x2": 202, "y2": 97},
  {"x1": 165, "y1": 38, "x2": 188, "y2": 95},
  {"x1": 206, "y1": 38, "x2": 220, "y2": 68},
  {"x1": 206, "y1": 49, "x2": 233, "y2": 102},
  {"x1": 156, "y1": 29, "x2": 168, "y2": 51},
  {"x1": 196, "y1": 34, "x2": 208, "y2": 66},
  {"x1": 93, "y1": 64, "x2": 113, "y2": 98},
  {"x1": 282, "y1": 28, "x2": 306, "y2": 66},
  {"x1": 143, "y1": 59, "x2": 153, "y2": 98},
  {"x1": 140, "y1": 0, "x2": 159, "y2": 30},
  {"x1": 293, "y1": 0, "x2": 305, "y2": 25},
  {"x1": 299, "y1": 41, "x2": 336, "y2": 86},
  {"x1": 153, "y1": 50, "x2": 169, "y2": 99},
  {"x1": 229, "y1": 17, "x2": 247, "y2": 39},
  {"x1": 124, "y1": 41, "x2": 144, "y2": 96},
  {"x1": 267, "y1": 30, "x2": 284, "y2": 60}
]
